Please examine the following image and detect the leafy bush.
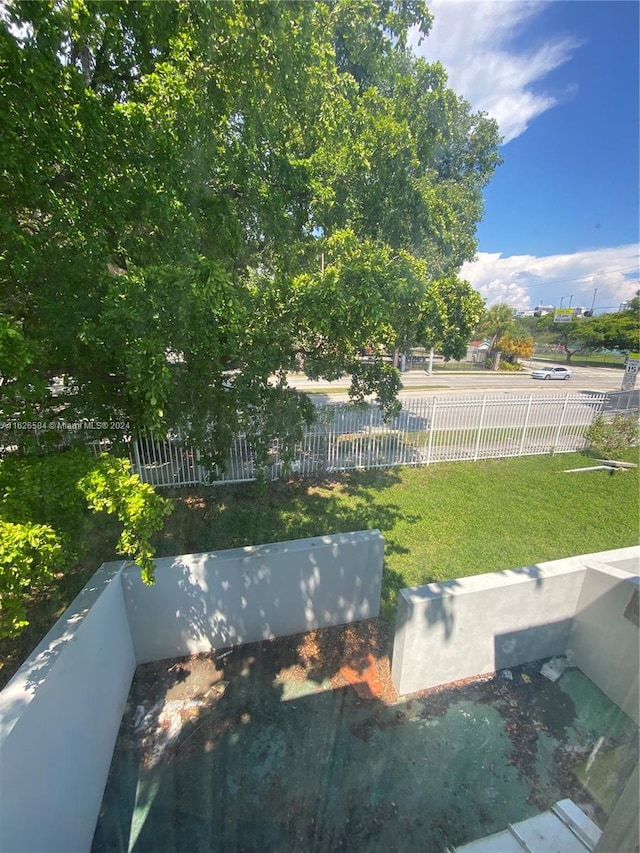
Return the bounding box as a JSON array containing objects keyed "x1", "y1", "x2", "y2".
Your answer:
[
  {"x1": 585, "y1": 415, "x2": 640, "y2": 457},
  {"x1": 0, "y1": 521, "x2": 64, "y2": 638},
  {"x1": 497, "y1": 361, "x2": 523, "y2": 372},
  {"x1": 79, "y1": 456, "x2": 173, "y2": 584},
  {"x1": 0, "y1": 450, "x2": 172, "y2": 637},
  {"x1": 0, "y1": 449, "x2": 96, "y2": 555}
]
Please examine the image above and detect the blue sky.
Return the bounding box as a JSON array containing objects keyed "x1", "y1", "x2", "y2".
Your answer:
[{"x1": 411, "y1": 0, "x2": 639, "y2": 314}]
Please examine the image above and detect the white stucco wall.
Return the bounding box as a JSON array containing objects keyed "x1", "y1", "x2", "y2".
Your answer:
[
  {"x1": 391, "y1": 548, "x2": 640, "y2": 706},
  {"x1": 568, "y1": 561, "x2": 640, "y2": 724},
  {"x1": 121, "y1": 530, "x2": 385, "y2": 664},
  {"x1": 391, "y1": 556, "x2": 589, "y2": 696},
  {"x1": 0, "y1": 561, "x2": 136, "y2": 853},
  {"x1": 2, "y1": 535, "x2": 634, "y2": 852},
  {"x1": 0, "y1": 530, "x2": 384, "y2": 852}
]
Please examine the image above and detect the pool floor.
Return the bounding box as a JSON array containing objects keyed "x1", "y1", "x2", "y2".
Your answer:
[{"x1": 92, "y1": 627, "x2": 638, "y2": 852}]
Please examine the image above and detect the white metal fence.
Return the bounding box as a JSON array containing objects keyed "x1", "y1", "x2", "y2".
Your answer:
[{"x1": 129, "y1": 390, "x2": 638, "y2": 487}]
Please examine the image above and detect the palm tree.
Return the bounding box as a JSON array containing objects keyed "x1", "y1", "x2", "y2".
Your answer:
[
  {"x1": 475, "y1": 304, "x2": 515, "y2": 370},
  {"x1": 477, "y1": 303, "x2": 515, "y2": 349}
]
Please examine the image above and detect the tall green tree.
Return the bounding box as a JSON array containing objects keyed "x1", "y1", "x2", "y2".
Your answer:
[
  {"x1": 1, "y1": 0, "x2": 500, "y2": 464},
  {"x1": 534, "y1": 304, "x2": 640, "y2": 364},
  {"x1": 1, "y1": 1, "x2": 501, "y2": 632}
]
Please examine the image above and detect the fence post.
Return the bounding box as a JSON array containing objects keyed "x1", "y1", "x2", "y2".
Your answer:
[
  {"x1": 518, "y1": 394, "x2": 533, "y2": 457},
  {"x1": 425, "y1": 397, "x2": 437, "y2": 464},
  {"x1": 327, "y1": 408, "x2": 335, "y2": 473},
  {"x1": 552, "y1": 394, "x2": 570, "y2": 454},
  {"x1": 473, "y1": 395, "x2": 487, "y2": 461},
  {"x1": 320, "y1": 414, "x2": 328, "y2": 474},
  {"x1": 195, "y1": 447, "x2": 205, "y2": 484},
  {"x1": 131, "y1": 435, "x2": 143, "y2": 479}
]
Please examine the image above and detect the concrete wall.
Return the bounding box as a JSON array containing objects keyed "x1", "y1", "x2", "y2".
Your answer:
[
  {"x1": 121, "y1": 530, "x2": 384, "y2": 664},
  {"x1": 391, "y1": 549, "x2": 640, "y2": 705},
  {"x1": 568, "y1": 561, "x2": 640, "y2": 724},
  {"x1": 0, "y1": 530, "x2": 383, "y2": 852},
  {"x1": 2, "y1": 535, "x2": 633, "y2": 852},
  {"x1": 391, "y1": 557, "x2": 590, "y2": 696},
  {"x1": 581, "y1": 544, "x2": 639, "y2": 576},
  {"x1": 0, "y1": 561, "x2": 136, "y2": 853}
]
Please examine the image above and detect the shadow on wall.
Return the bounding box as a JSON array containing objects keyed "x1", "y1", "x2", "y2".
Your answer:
[
  {"x1": 170, "y1": 552, "x2": 282, "y2": 652},
  {"x1": 0, "y1": 563, "x2": 126, "y2": 739},
  {"x1": 390, "y1": 559, "x2": 593, "y2": 698},
  {"x1": 121, "y1": 531, "x2": 385, "y2": 665},
  {"x1": 169, "y1": 535, "x2": 382, "y2": 659},
  {"x1": 396, "y1": 563, "x2": 546, "y2": 650},
  {"x1": 2, "y1": 562, "x2": 127, "y2": 703},
  {"x1": 494, "y1": 619, "x2": 573, "y2": 674}
]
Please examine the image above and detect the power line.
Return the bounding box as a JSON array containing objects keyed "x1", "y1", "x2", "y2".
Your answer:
[
  {"x1": 537, "y1": 265, "x2": 638, "y2": 288},
  {"x1": 479, "y1": 265, "x2": 639, "y2": 295}
]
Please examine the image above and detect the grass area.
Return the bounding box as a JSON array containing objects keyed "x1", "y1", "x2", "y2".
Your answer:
[
  {"x1": 533, "y1": 352, "x2": 625, "y2": 368},
  {"x1": 1, "y1": 450, "x2": 638, "y2": 688},
  {"x1": 430, "y1": 361, "x2": 483, "y2": 372},
  {"x1": 155, "y1": 450, "x2": 639, "y2": 622}
]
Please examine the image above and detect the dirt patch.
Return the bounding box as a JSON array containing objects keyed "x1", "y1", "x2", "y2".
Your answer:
[
  {"x1": 264, "y1": 617, "x2": 397, "y2": 703},
  {"x1": 117, "y1": 618, "x2": 398, "y2": 768}
]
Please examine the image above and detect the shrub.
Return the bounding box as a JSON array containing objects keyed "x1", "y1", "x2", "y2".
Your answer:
[
  {"x1": 0, "y1": 521, "x2": 64, "y2": 638},
  {"x1": 585, "y1": 414, "x2": 640, "y2": 457},
  {"x1": 0, "y1": 449, "x2": 96, "y2": 557},
  {"x1": 0, "y1": 450, "x2": 173, "y2": 637},
  {"x1": 79, "y1": 456, "x2": 173, "y2": 584}
]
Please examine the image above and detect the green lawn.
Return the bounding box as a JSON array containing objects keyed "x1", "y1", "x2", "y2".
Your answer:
[
  {"x1": 1, "y1": 450, "x2": 637, "y2": 688},
  {"x1": 533, "y1": 352, "x2": 626, "y2": 368},
  {"x1": 155, "y1": 451, "x2": 640, "y2": 621},
  {"x1": 430, "y1": 360, "x2": 483, "y2": 371}
]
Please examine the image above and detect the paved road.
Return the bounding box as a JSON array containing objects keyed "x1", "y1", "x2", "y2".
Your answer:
[{"x1": 286, "y1": 361, "x2": 629, "y2": 400}]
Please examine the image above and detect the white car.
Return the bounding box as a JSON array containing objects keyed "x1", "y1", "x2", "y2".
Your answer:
[{"x1": 531, "y1": 366, "x2": 573, "y2": 380}]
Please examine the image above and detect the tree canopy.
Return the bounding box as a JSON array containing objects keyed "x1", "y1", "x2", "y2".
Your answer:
[
  {"x1": 499, "y1": 330, "x2": 534, "y2": 364},
  {"x1": 1, "y1": 0, "x2": 501, "y2": 464},
  {"x1": 476, "y1": 303, "x2": 515, "y2": 350},
  {"x1": 533, "y1": 302, "x2": 640, "y2": 364},
  {"x1": 473, "y1": 303, "x2": 536, "y2": 368}
]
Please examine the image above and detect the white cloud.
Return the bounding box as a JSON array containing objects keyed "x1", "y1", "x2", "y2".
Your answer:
[
  {"x1": 460, "y1": 244, "x2": 640, "y2": 313},
  {"x1": 411, "y1": 1, "x2": 581, "y2": 143}
]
